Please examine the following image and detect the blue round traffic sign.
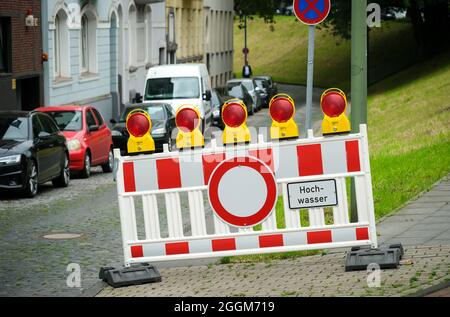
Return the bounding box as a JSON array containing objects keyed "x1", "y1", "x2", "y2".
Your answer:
[{"x1": 293, "y1": 0, "x2": 331, "y2": 25}]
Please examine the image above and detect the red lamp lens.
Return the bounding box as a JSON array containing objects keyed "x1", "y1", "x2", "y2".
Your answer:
[
  {"x1": 176, "y1": 108, "x2": 199, "y2": 132},
  {"x1": 222, "y1": 103, "x2": 246, "y2": 128},
  {"x1": 127, "y1": 113, "x2": 150, "y2": 137},
  {"x1": 321, "y1": 92, "x2": 346, "y2": 117},
  {"x1": 270, "y1": 98, "x2": 294, "y2": 123}
]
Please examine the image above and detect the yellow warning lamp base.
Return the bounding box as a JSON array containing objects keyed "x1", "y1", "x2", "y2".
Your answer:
[
  {"x1": 176, "y1": 129, "x2": 205, "y2": 150},
  {"x1": 223, "y1": 125, "x2": 251, "y2": 146},
  {"x1": 322, "y1": 114, "x2": 351, "y2": 136},
  {"x1": 270, "y1": 118, "x2": 299, "y2": 140},
  {"x1": 127, "y1": 135, "x2": 155, "y2": 155},
  {"x1": 126, "y1": 109, "x2": 155, "y2": 155}
]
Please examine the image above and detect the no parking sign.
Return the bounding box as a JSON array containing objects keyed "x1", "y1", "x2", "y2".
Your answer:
[{"x1": 293, "y1": 0, "x2": 331, "y2": 25}]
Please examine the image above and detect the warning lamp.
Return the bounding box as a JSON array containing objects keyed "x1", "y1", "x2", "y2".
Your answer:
[
  {"x1": 222, "y1": 99, "x2": 251, "y2": 146},
  {"x1": 175, "y1": 105, "x2": 205, "y2": 150},
  {"x1": 321, "y1": 88, "x2": 351, "y2": 135},
  {"x1": 269, "y1": 94, "x2": 299, "y2": 140},
  {"x1": 126, "y1": 109, "x2": 155, "y2": 155}
]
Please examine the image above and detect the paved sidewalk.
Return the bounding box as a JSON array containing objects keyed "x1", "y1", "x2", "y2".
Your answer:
[
  {"x1": 96, "y1": 175, "x2": 450, "y2": 297},
  {"x1": 377, "y1": 175, "x2": 450, "y2": 246}
]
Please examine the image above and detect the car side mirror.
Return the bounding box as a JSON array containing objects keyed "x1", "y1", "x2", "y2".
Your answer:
[
  {"x1": 110, "y1": 119, "x2": 117, "y2": 124},
  {"x1": 203, "y1": 90, "x2": 212, "y2": 101},
  {"x1": 38, "y1": 131, "x2": 51, "y2": 140},
  {"x1": 88, "y1": 125, "x2": 99, "y2": 132}
]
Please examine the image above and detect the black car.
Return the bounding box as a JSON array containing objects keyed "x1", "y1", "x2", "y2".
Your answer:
[
  {"x1": 211, "y1": 89, "x2": 234, "y2": 130},
  {"x1": 0, "y1": 111, "x2": 70, "y2": 198},
  {"x1": 254, "y1": 75, "x2": 278, "y2": 101},
  {"x1": 110, "y1": 103, "x2": 176, "y2": 154},
  {"x1": 226, "y1": 84, "x2": 255, "y2": 116}
]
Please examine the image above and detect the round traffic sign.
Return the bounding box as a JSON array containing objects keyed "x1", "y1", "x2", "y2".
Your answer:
[
  {"x1": 242, "y1": 47, "x2": 249, "y2": 55},
  {"x1": 208, "y1": 157, "x2": 277, "y2": 227},
  {"x1": 293, "y1": 0, "x2": 331, "y2": 25}
]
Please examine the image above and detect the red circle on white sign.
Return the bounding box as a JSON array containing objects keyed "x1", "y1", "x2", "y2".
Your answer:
[{"x1": 208, "y1": 156, "x2": 277, "y2": 227}]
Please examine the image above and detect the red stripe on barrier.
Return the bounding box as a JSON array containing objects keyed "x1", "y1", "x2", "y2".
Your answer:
[
  {"x1": 166, "y1": 242, "x2": 190, "y2": 255},
  {"x1": 356, "y1": 227, "x2": 369, "y2": 240},
  {"x1": 130, "y1": 245, "x2": 143, "y2": 258},
  {"x1": 307, "y1": 230, "x2": 332, "y2": 244},
  {"x1": 156, "y1": 158, "x2": 182, "y2": 189},
  {"x1": 202, "y1": 153, "x2": 226, "y2": 185},
  {"x1": 297, "y1": 144, "x2": 324, "y2": 176},
  {"x1": 259, "y1": 234, "x2": 284, "y2": 248},
  {"x1": 123, "y1": 162, "x2": 136, "y2": 192},
  {"x1": 346, "y1": 140, "x2": 361, "y2": 172},
  {"x1": 249, "y1": 148, "x2": 274, "y2": 172},
  {"x1": 212, "y1": 238, "x2": 236, "y2": 252}
]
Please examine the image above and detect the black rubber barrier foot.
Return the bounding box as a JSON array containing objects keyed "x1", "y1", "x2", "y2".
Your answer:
[
  {"x1": 345, "y1": 243, "x2": 404, "y2": 272},
  {"x1": 100, "y1": 264, "x2": 162, "y2": 288}
]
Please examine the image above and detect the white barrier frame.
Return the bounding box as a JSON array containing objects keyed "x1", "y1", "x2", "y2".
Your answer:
[{"x1": 114, "y1": 124, "x2": 377, "y2": 266}]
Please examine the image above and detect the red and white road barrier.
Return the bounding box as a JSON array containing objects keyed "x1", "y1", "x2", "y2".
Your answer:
[{"x1": 114, "y1": 124, "x2": 377, "y2": 266}]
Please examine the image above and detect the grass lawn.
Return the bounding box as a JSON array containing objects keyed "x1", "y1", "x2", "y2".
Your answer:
[
  {"x1": 223, "y1": 49, "x2": 450, "y2": 264},
  {"x1": 234, "y1": 16, "x2": 419, "y2": 90}
]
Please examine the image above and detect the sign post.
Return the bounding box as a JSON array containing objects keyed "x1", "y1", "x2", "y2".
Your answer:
[{"x1": 293, "y1": 0, "x2": 331, "y2": 131}]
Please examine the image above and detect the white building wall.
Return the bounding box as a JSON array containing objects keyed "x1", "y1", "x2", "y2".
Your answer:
[
  {"x1": 203, "y1": 0, "x2": 234, "y2": 88},
  {"x1": 119, "y1": 0, "x2": 167, "y2": 106}
]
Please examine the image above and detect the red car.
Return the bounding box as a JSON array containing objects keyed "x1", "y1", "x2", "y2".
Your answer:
[{"x1": 36, "y1": 105, "x2": 114, "y2": 178}]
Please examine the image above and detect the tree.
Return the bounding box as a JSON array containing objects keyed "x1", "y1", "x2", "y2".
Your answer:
[{"x1": 234, "y1": 0, "x2": 279, "y2": 27}]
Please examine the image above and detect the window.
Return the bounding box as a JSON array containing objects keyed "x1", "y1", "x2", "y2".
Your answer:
[
  {"x1": 47, "y1": 111, "x2": 82, "y2": 131},
  {"x1": 80, "y1": 10, "x2": 97, "y2": 75},
  {"x1": 0, "y1": 115, "x2": 29, "y2": 140},
  {"x1": 38, "y1": 114, "x2": 59, "y2": 134},
  {"x1": 129, "y1": 5, "x2": 137, "y2": 65},
  {"x1": 0, "y1": 18, "x2": 12, "y2": 73},
  {"x1": 91, "y1": 108, "x2": 104, "y2": 126},
  {"x1": 32, "y1": 116, "x2": 44, "y2": 139},
  {"x1": 54, "y1": 10, "x2": 70, "y2": 79},
  {"x1": 145, "y1": 77, "x2": 200, "y2": 101},
  {"x1": 86, "y1": 110, "x2": 97, "y2": 127}
]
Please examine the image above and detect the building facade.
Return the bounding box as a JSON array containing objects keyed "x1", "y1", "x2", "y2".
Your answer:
[
  {"x1": 165, "y1": 0, "x2": 204, "y2": 65},
  {"x1": 42, "y1": 0, "x2": 166, "y2": 122},
  {"x1": 203, "y1": 0, "x2": 234, "y2": 88},
  {"x1": 0, "y1": 1, "x2": 43, "y2": 111}
]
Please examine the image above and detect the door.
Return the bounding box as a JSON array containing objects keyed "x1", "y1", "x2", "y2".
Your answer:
[
  {"x1": 85, "y1": 108, "x2": 102, "y2": 165},
  {"x1": 91, "y1": 107, "x2": 111, "y2": 163},
  {"x1": 37, "y1": 114, "x2": 64, "y2": 178},
  {"x1": 32, "y1": 115, "x2": 53, "y2": 182}
]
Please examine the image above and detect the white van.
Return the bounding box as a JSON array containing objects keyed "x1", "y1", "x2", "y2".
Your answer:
[{"x1": 143, "y1": 64, "x2": 212, "y2": 132}]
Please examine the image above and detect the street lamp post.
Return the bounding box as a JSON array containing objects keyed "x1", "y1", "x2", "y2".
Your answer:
[{"x1": 350, "y1": 0, "x2": 368, "y2": 222}]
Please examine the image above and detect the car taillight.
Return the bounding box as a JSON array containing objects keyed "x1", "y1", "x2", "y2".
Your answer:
[
  {"x1": 126, "y1": 112, "x2": 150, "y2": 137},
  {"x1": 176, "y1": 108, "x2": 199, "y2": 133},
  {"x1": 222, "y1": 103, "x2": 246, "y2": 128}
]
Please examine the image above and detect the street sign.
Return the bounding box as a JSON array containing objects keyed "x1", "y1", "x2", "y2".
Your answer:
[
  {"x1": 287, "y1": 179, "x2": 338, "y2": 209},
  {"x1": 293, "y1": 0, "x2": 331, "y2": 25},
  {"x1": 208, "y1": 156, "x2": 277, "y2": 227}
]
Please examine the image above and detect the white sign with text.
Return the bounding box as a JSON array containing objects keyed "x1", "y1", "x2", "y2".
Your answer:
[{"x1": 287, "y1": 179, "x2": 338, "y2": 209}]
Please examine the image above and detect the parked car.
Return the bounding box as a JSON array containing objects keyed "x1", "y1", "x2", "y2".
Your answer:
[
  {"x1": 226, "y1": 84, "x2": 255, "y2": 116},
  {"x1": 211, "y1": 89, "x2": 235, "y2": 130},
  {"x1": 254, "y1": 75, "x2": 278, "y2": 101},
  {"x1": 254, "y1": 78, "x2": 270, "y2": 108},
  {"x1": 36, "y1": 105, "x2": 114, "y2": 178},
  {"x1": 227, "y1": 79, "x2": 262, "y2": 113},
  {"x1": 144, "y1": 64, "x2": 212, "y2": 133},
  {"x1": 0, "y1": 111, "x2": 69, "y2": 197},
  {"x1": 110, "y1": 103, "x2": 177, "y2": 154}
]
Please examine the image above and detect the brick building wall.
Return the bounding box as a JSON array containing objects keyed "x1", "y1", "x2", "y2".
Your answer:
[{"x1": 0, "y1": 0, "x2": 43, "y2": 111}]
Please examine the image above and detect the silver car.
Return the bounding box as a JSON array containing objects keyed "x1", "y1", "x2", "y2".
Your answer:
[{"x1": 226, "y1": 78, "x2": 263, "y2": 114}]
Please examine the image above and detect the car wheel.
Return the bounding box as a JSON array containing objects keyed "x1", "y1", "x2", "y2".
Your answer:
[
  {"x1": 79, "y1": 152, "x2": 91, "y2": 179},
  {"x1": 24, "y1": 159, "x2": 38, "y2": 198},
  {"x1": 52, "y1": 153, "x2": 70, "y2": 188},
  {"x1": 101, "y1": 148, "x2": 114, "y2": 173}
]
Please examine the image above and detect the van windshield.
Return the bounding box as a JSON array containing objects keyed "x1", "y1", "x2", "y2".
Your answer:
[{"x1": 145, "y1": 77, "x2": 200, "y2": 101}]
